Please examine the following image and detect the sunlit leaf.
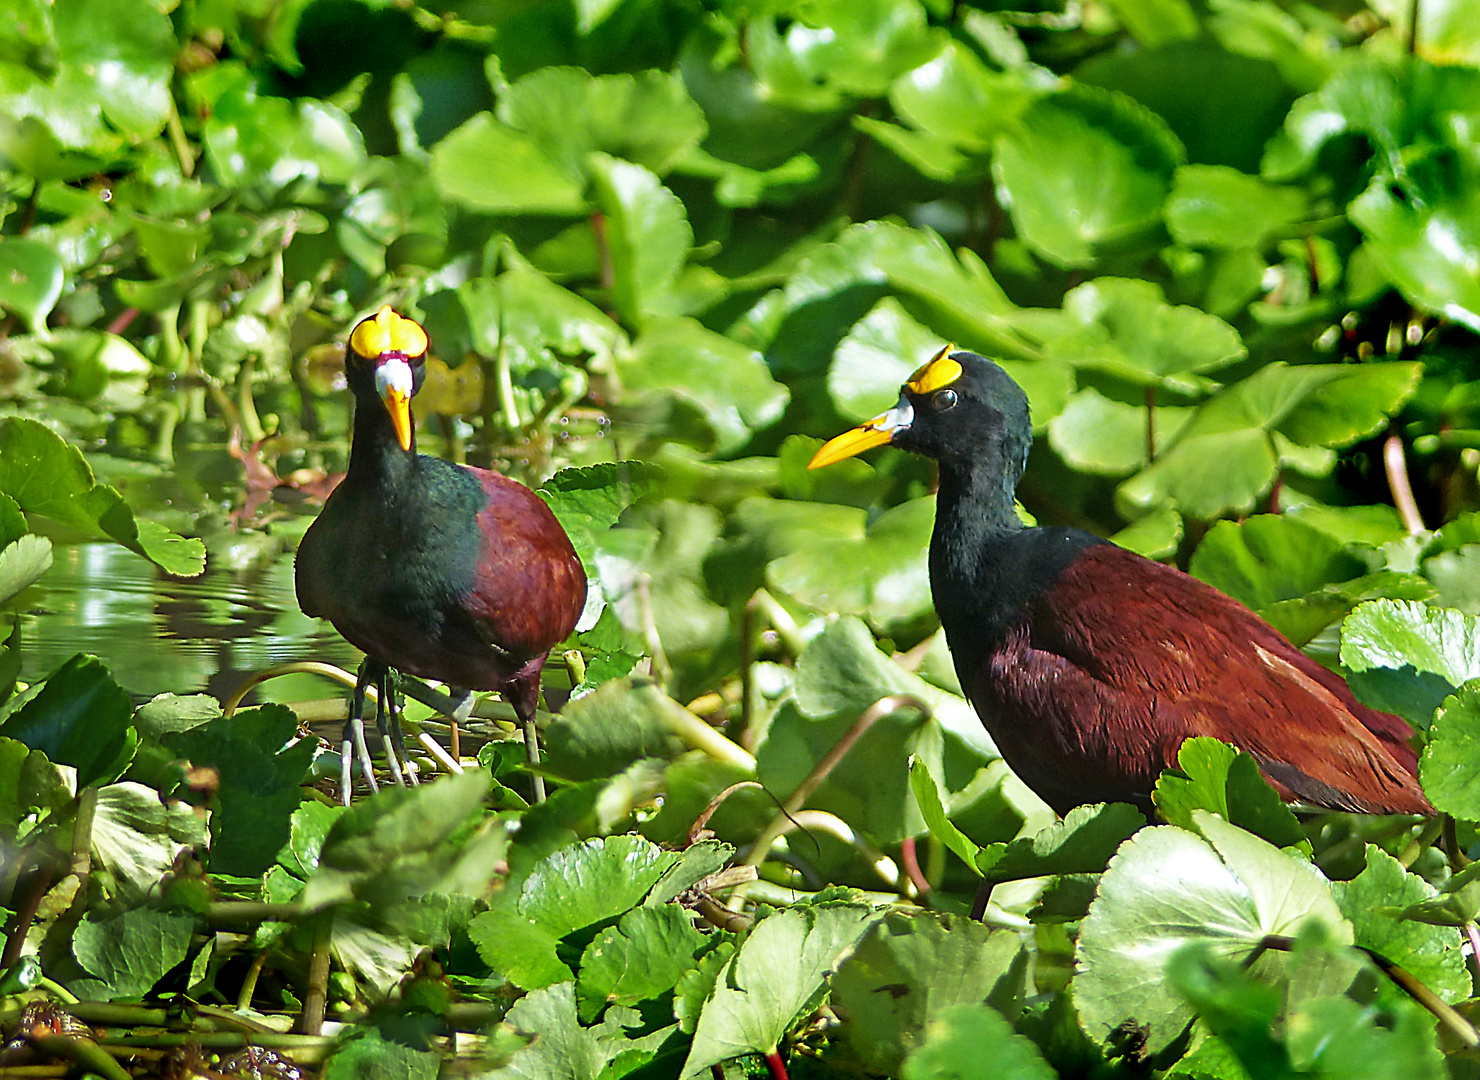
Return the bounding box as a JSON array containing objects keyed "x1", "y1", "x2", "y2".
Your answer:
[
  {"x1": 1077, "y1": 813, "x2": 1351, "y2": 1053},
  {"x1": 680, "y1": 902, "x2": 880, "y2": 1077},
  {"x1": 993, "y1": 85, "x2": 1182, "y2": 268},
  {"x1": 1334, "y1": 846, "x2": 1470, "y2": 1004}
]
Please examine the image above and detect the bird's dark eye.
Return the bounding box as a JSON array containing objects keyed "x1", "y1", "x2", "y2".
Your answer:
[{"x1": 932, "y1": 389, "x2": 958, "y2": 411}]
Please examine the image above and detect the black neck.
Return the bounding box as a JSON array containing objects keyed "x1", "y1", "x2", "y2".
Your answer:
[
  {"x1": 929, "y1": 446, "x2": 1101, "y2": 650},
  {"x1": 932, "y1": 442, "x2": 1027, "y2": 573},
  {"x1": 345, "y1": 396, "x2": 416, "y2": 487}
]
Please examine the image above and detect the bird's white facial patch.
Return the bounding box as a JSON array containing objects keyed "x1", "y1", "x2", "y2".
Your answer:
[
  {"x1": 872, "y1": 396, "x2": 915, "y2": 433},
  {"x1": 374, "y1": 357, "x2": 414, "y2": 401}
]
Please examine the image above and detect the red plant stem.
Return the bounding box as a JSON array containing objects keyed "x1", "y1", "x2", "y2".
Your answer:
[
  {"x1": 900, "y1": 836, "x2": 931, "y2": 896},
  {"x1": 765, "y1": 1049, "x2": 790, "y2": 1080},
  {"x1": 106, "y1": 307, "x2": 140, "y2": 336}
]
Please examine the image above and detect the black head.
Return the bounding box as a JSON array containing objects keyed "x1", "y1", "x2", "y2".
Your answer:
[
  {"x1": 809, "y1": 348, "x2": 1032, "y2": 481},
  {"x1": 346, "y1": 306, "x2": 429, "y2": 451}
]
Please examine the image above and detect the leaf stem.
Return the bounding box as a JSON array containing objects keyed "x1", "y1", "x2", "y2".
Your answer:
[
  {"x1": 733, "y1": 694, "x2": 930, "y2": 910},
  {"x1": 297, "y1": 911, "x2": 334, "y2": 1035},
  {"x1": 765, "y1": 1048, "x2": 790, "y2": 1080},
  {"x1": 1384, "y1": 431, "x2": 1425, "y2": 535},
  {"x1": 1256, "y1": 933, "x2": 1479, "y2": 1048}
]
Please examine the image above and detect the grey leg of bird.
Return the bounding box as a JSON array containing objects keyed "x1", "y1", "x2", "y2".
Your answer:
[
  {"x1": 342, "y1": 658, "x2": 381, "y2": 805},
  {"x1": 384, "y1": 670, "x2": 417, "y2": 785},
  {"x1": 509, "y1": 662, "x2": 546, "y2": 803},
  {"x1": 375, "y1": 664, "x2": 406, "y2": 788}
]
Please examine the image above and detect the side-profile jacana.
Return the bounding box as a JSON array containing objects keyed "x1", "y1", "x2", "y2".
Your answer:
[
  {"x1": 810, "y1": 348, "x2": 1431, "y2": 818},
  {"x1": 296, "y1": 307, "x2": 586, "y2": 803}
]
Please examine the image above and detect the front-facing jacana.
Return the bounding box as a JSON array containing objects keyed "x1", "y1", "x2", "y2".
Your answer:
[
  {"x1": 296, "y1": 307, "x2": 586, "y2": 802},
  {"x1": 810, "y1": 347, "x2": 1430, "y2": 817}
]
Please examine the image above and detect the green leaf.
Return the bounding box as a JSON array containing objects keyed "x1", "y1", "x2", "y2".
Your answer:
[
  {"x1": 323, "y1": 1027, "x2": 439, "y2": 1080},
  {"x1": 1164, "y1": 945, "x2": 1293, "y2": 1076},
  {"x1": 975, "y1": 801, "x2": 1145, "y2": 883},
  {"x1": 497, "y1": 67, "x2": 707, "y2": 180},
  {"x1": 91, "y1": 782, "x2": 207, "y2": 901},
  {"x1": 827, "y1": 297, "x2": 948, "y2": 423},
  {"x1": 1340, "y1": 600, "x2": 1480, "y2": 691},
  {"x1": 889, "y1": 40, "x2": 1037, "y2": 155},
  {"x1": 277, "y1": 800, "x2": 346, "y2": 881},
  {"x1": 431, "y1": 113, "x2": 586, "y2": 215},
  {"x1": 767, "y1": 495, "x2": 936, "y2": 635},
  {"x1": 1152, "y1": 737, "x2": 1308, "y2": 852},
  {"x1": 615, "y1": 318, "x2": 789, "y2": 455},
  {"x1": 0, "y1": 417, "x2": 205, "y2": 575},
  {"x1": 782, "y1": 0, "x2": 942, "y2": 98},
  {"x1": 163, "y1": 705, "x2": 315, "y2": 877},
  {"x1": 1285, "y1": 994, "x2": 1445, "y2": 1080},
  {"x1": 576, "y1": 903, "x2": 708, "y2": 1022},
  {"x1": 1350, "y1": 157, "x2": 1480, "y2": 334},
  {"x1": 1166, "y1": 165, "x2": 1305, "y2": 249},
  {"x1": 833, "y1": 912, "x2": 1027, "y2": 1074},
  {"x1": 1417, "y1": 681, "x2": 1480, "y2": 820},
  {"x1": 195, "y1": 64, "x2": 364, "y2": 192},
  {"x1": 72, "y1": 907, "x2": 195, "y2": 1000},
  {"x1": 1076, "y1": 813, "x2": 1351, "y2": 1053},
  {"x1": 594, "y1": 500, "x2": 728, "y2": 661},
  {"x1": 470, "y1": 835, "x2": 682, "y2": 990},
  {"x1": 0, "y1": 239, "x2": 64, "y2": 334},
  {"x1": 487, "y1": 982, "x2": 675, "y2": 1080},
  {"x1": 680, "y1": 903, "x2": 880, "y2": 1077},
  {"x1": 0, "y1": 737, "x2": 69, "y2": 837},
  {"x1": 308, "y1": 770, "x2": 491, "y2": 883},
  {"x1": 1333, "y1": 846, "x2": 1470, "y2": 1005},
  {"x1": 901, "y1": 1001, "x2": 1055, "y2": 1080},
  {"x1": 1400, "y1": 860, "x2": 1480, "y2": 928},
  {"x1": 1110, "y1": 506, "x2": 1184, "y2": 560},
  {"x1": 540, "y1": 462, "x2": 659, "y2": 572},
  {"x1": 1042, "y1": 277, "x2": 1246, "y2": 389},
  {"x1": 1190, "y1": 515, "x2": 1368, "y2": 610},
  {"x1": 909, "y1": 757, "x2": 983, "y2": 875},
  {"x1": 1048, "y1": 388, "x2": 1193, "y2": 477},
  {"x1": 0, "y1": 654, "x2": 136, "y2": 788},
  {"x1": 541, "y1": 678, "x2": 688, "y2": 782},
  {"x1": 992, "y1": 85, "x2": 1182, "y2": 268},
  {"x1": 589, "y1": 153, "x2": 693, "y2": 325},
  {"x1": 757, "y1": 618, "x2": 996, "y2": 845},
  {"x1": 1118, "y1": 363, "x2": 1421, "y2": 520},
  {"x1": 0, "y1": 533, "x2": 52, "y2": 604},
  {"x1": 0, "y1": 0, "x2": 174, "y2": 159}
]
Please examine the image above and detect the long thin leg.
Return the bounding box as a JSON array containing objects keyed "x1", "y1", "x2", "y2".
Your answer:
[
  {"x1": 342, "y1": 658, "x2": 381, "y2": 805},
  {"x1": 508, "y1": 660, "x2": 547, "y2": 803},
  {"x1": 376, "y1": 665, "x2": 407, "y2": 788}
]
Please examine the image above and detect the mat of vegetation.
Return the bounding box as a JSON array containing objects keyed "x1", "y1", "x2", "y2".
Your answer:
[{"x1": 3, "y1": 0, "x2": 1480, "y2": 1076}]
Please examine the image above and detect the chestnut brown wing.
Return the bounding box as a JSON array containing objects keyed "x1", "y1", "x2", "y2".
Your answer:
[
  {"x1": 462, "y1": 468, "x2": 586, "y2": 658},
  {"x1": 969, "y1": 544, "x2": 1430, "y2": 816}
]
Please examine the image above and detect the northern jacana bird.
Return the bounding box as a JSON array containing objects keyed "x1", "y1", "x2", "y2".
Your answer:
[
  {"x1": 810, "y1": 348, "x2": 1430, "y2": 817},
  {"x1": 296, "y1": 307, "x2": 586, "y2": 803}
]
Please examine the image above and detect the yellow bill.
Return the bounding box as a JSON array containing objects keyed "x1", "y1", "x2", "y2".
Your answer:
[
  {"x1": 384, "y1": 386, "x2": 413, "y2": 451},
  {"x1": 808, "y1": 397, "x2": 916, "y2": 469}
]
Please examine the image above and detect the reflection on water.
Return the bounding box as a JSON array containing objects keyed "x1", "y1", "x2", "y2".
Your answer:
[{"x1": 16, "y1": 543, "x2": 362, "y2": 704}]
